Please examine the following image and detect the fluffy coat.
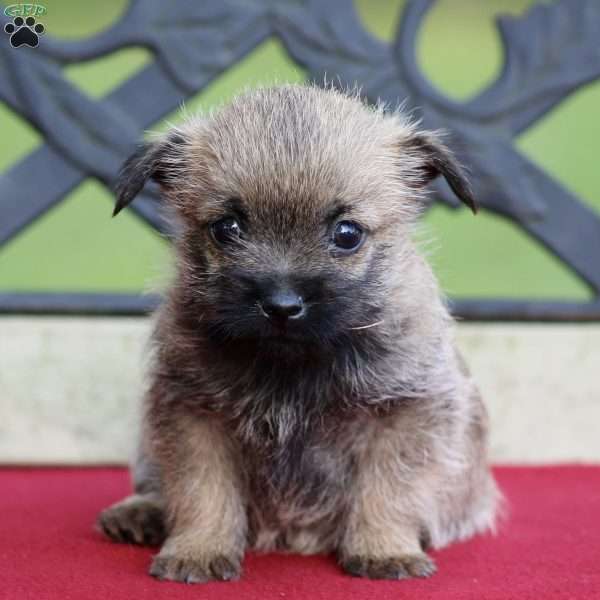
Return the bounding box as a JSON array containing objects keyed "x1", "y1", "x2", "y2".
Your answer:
[{"x1": 99, "y1": 85, "x2": 499, "y2": 583}]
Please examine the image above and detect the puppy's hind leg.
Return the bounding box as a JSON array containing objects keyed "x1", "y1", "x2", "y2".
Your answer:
[
  {"x1": 98, "y1": 493, "x2": 166, "y2": 546},
  {"x1": 98, "y1": 444, "x2": 166, "y2": 546}
]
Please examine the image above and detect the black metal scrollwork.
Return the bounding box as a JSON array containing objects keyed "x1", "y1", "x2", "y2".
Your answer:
[{"x1": 1, "y1": 0, "x2": 599, "y2": 320}]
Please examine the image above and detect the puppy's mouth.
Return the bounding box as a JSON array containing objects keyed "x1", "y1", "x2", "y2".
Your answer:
[
  {"x1": 260, "y1": 327, "x2": 309, "y2": 344},
  {"x1": 257, "y1": 316, "x2": 316, "y2": 344},
  {"x1": 205, "y1": 309, "x2": 326, "y2": 351}
]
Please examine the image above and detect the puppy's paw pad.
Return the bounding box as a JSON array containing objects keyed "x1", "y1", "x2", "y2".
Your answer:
[
  {"x1": 98, "y1": 498, "x2": 165, "y2": 546},
  {"x1": 150, "y1": 554, "x2": 241, "y2": 583},
  {"x1": 341, "y1": 553, "x2": 436, "y2": 580}
]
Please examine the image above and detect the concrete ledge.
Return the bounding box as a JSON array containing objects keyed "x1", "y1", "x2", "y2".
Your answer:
[{"x1": 1, "y1": 317, "x2": 598, "y2": 464}]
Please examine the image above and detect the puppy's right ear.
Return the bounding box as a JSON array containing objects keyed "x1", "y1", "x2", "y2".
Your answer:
[{"x1": 113, "y1": 133, "x2": 186, "y2": 217}]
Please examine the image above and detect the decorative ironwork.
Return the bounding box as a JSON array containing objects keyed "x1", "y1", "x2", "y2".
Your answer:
[{"x1": 1, "y1": 0, "x2": 599, "y2": 320}]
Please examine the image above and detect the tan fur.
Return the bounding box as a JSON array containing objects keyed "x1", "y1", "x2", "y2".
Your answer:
[
  {"x1": 147, "y1": 406, "x2": 247, "y2": 582},
  {"x1": 99, "y1": 84, "x2": 500, "y2": 583}
]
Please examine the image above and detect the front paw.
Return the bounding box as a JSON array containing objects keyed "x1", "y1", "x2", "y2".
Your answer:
[
  {"x1": 150, "y1": 552, "x2": 241, "y2": 584},
  {"x1": 340, "y1": 553, "x2": 436, "y2": 580}
]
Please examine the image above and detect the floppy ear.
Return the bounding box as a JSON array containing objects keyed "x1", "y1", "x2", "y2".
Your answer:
[
  {"x1": 113, "y1": 133, "x2": 186, "y2": 217},
  {"x1": 405, "y1": 132, "x2": 478, "y2": 214}
]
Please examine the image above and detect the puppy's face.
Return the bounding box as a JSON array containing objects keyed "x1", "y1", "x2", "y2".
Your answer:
[{"x1": 115, "y1": 86, "x2": 475, "y2": 356}]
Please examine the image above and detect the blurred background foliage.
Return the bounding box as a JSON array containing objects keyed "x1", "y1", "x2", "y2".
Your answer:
[{"x1": 0, "y1": 0, "x2": 598, "y2": 300}]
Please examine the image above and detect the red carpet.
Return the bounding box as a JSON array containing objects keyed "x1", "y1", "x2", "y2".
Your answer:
[{"x1": 1, "y1": 466, "x2": 599, "y2": 600}]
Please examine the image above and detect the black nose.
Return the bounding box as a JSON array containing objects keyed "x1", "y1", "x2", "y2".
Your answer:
[{"x1": 260, "y1": 289, "x2": 305, "y2": 322}]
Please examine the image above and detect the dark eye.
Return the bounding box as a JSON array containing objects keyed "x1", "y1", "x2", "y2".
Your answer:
[
  {"x1": 210, "y1": 217, "x2": 242, "y2": 245},
  {"x1": 332, "y1": 220, "x2": 363, "y2": 251}
]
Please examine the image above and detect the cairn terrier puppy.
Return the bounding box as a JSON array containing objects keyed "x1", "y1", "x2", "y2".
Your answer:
[{"x1": 99, "y1": 85, "x2": 499, "y2": 583}]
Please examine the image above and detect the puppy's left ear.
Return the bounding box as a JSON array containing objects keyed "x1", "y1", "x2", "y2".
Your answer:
[
  {"x1": 113, "y1": 133, "x2": 186, "y2": 217},
  {"x1": 403, "y1": 131, "x2": 478, "y2": 214}
]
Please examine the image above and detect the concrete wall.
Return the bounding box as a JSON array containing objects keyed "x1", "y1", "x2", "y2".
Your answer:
[{"x1": 1, "y1": 317, "x2": 598, "y2": 464}]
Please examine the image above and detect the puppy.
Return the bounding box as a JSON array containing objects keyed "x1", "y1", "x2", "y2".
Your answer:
[{"x1": 98, "y1": 85, "x2": 499, "y2": 583}]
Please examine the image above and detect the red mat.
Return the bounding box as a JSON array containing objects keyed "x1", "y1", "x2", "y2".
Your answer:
[{"x1": 1, "y1": 467, "x2": 599, "y2": 600}]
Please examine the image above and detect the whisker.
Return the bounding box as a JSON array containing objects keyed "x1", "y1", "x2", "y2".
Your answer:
[{"x1": 349, "y1": 320, "x2": 384, "y2": 331}]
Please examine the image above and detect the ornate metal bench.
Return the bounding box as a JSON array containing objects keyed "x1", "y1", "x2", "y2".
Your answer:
[{"x1": 1, "y1": 0, "x2": 599, "y2": 320}]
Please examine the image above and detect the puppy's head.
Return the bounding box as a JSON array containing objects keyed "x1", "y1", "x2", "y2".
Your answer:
[{"x1": 115, "y1": 86, "x2": 475, "y2": 358}]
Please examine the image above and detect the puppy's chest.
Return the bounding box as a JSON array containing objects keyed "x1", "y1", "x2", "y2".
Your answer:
[{"x1": 241, "y1": 421, "x2": 356, "y2": 528}]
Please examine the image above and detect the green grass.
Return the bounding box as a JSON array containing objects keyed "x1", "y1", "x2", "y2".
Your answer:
[{"x1": 0, "y1": 0, "x2": 597, "y2": 299}]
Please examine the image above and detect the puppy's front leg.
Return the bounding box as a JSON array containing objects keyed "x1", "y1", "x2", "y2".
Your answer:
[
  {"x1": 339, "y1": 420, "x2": 436, "y2": 580},
  {"x1": 150, "y1": 415, "x2": 247, "y2": 584}
]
